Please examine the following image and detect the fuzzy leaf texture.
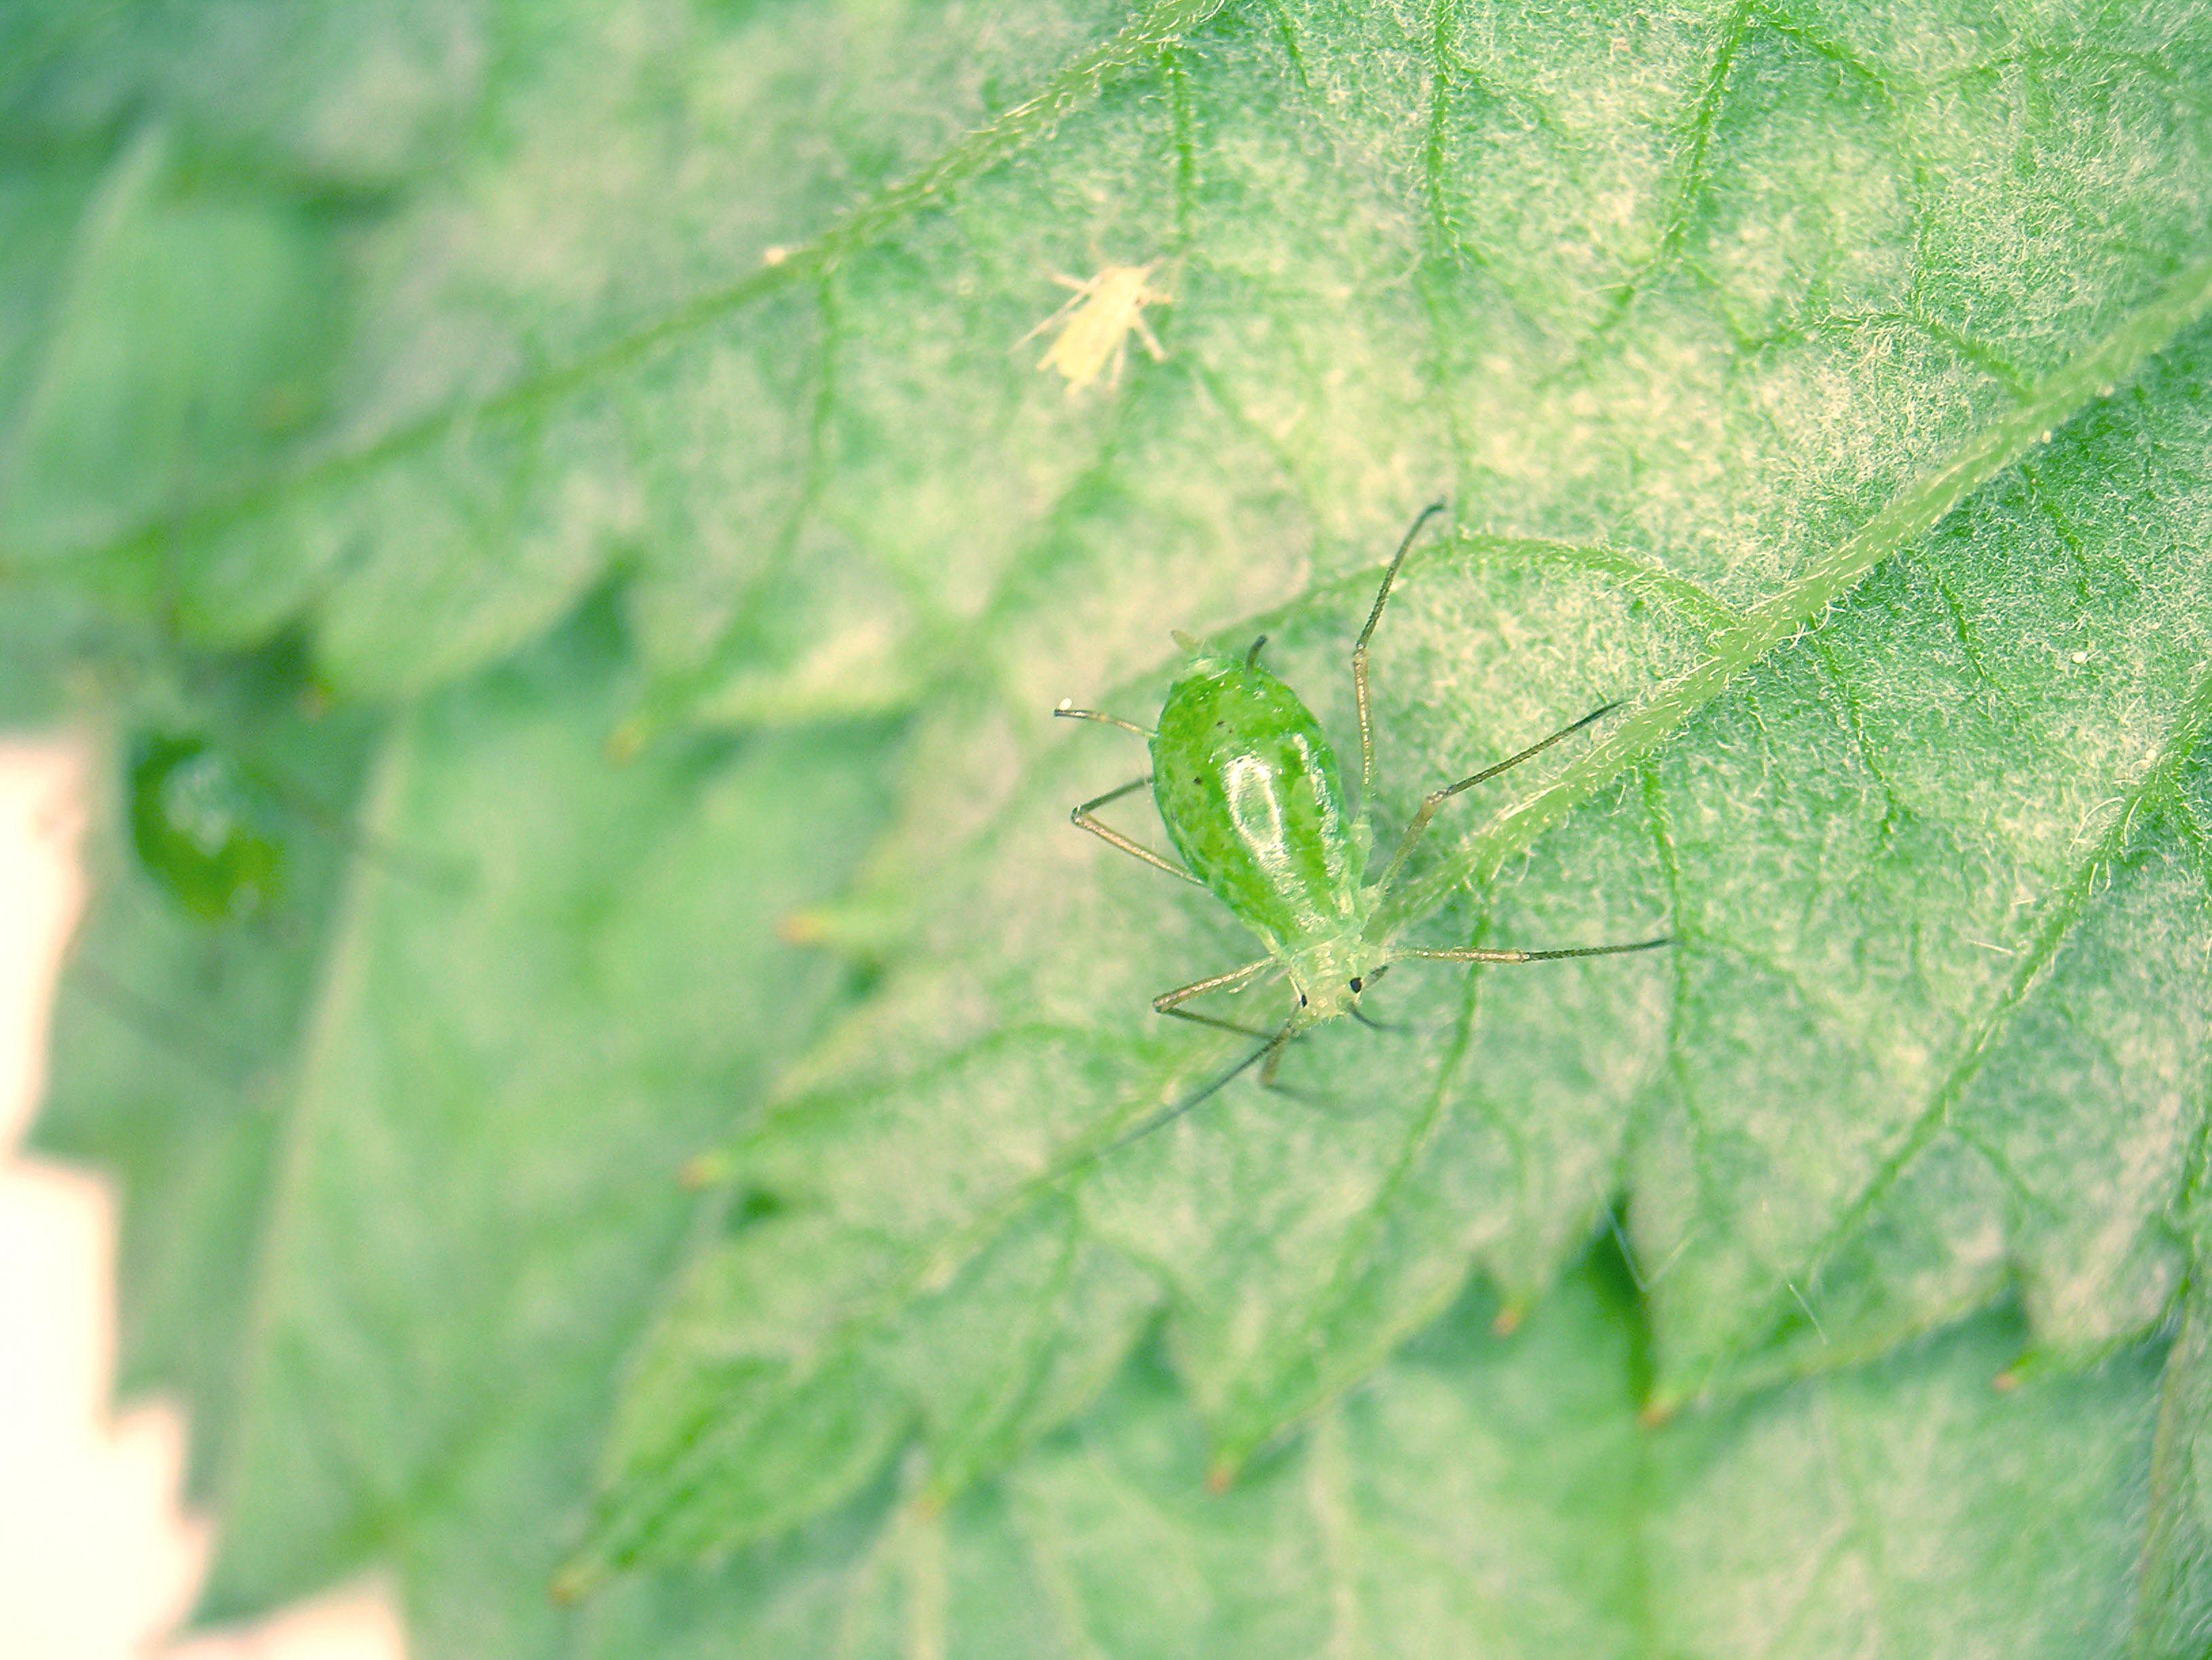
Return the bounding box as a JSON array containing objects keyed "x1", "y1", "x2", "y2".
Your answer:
[
  {"x1": 5, "y1": 1, "x2": 2212, "y2": 1657},
  {"x1": 566, "y1": 0, "x2": 2212, "y2": 1581}
]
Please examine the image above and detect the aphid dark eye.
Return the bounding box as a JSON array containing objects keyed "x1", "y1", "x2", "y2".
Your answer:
[
  {"x1": 1348, "y1": 976, "x2": 1363, "y2": 993},
  {"x1": 1298, "y1": 993, "x2": 1308, "y2": 1006}
]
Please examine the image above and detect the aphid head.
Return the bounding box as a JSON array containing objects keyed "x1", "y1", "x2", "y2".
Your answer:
[
  {"x1": 1167, "y1": 629, "x2": 1279, "y2": 686},
  {"x1": 1286, "y1": 936, "x2": 1384, "y2": 1029}
]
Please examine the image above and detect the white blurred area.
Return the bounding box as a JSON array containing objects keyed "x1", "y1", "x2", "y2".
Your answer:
[{"x1": 0, "y1": 740, "x2": 406, "y2": 1660}]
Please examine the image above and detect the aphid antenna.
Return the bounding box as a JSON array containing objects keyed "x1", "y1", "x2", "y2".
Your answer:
[
  {"x1": 1386, "y1": 936, "x2": 1673, "y2": 968},
  {"x1": 1352, "y1": 499, "x2": 1451, "y2": 806},
  {"x1": 1014, "y1": 284, "x2": 1090, "y2": 348},
  {"x1": 1361, "y1": 696, "x2": 1628, "y2": 921}
]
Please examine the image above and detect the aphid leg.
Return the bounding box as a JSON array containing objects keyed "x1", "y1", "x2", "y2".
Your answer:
[
  {"x1": 1164, "y1": 1007, "x2": 1278, "y2": 1039},
  {"x1": 1054, "y1": 701, "x2": 1154, "y2": 738},
  {"x1": 1369, "y1": 701, "x2": 1621, "y2": 900},
  {"x1": 1134, "y1": 312, "x2": 1167, "y2": 362},
  {"x1": 1393, "y1": 938, "x2": 1672, "y2": 966},
  {"x1": 69, "y1": 958, "x2": 258, "y2": 1086},
  {"x1": 1087, "y1": 1018, "x2": 1297, "y2": 1160},
  {"x1": 253, "y1": 771, "x2": 466, "y2": 896},
  {"x1": 1153, "y1": 958, "x2": 1280, "y2": 1039},
  {"x1": 1351, "y1": 500, "x2": 1450, "y2": 804},
  {"x1": 1071, "y1": 776, "x2": 1203, "y2": 885}
]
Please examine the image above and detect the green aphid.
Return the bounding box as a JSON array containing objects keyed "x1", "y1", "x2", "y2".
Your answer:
[
  {"x1": 127, "y1": 731, "x2": 289, "y2": 923},
  {"x1": 125, "y1": 726, "x2": 440, "y2": 925},
  {"x1": 1056, "y1": 502, "x2": 1669, "y2": 1144}
]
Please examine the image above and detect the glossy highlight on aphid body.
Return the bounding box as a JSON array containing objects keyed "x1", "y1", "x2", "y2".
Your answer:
[
  {"x1": 1055, "y1": 502, "x2": 1671, "y2": 1148},
  {"x1": 1020, "y1": 261, "x2": 1170, "y2": 394}
]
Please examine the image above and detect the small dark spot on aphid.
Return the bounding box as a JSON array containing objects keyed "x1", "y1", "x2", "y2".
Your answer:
[
  {"x1": 1194, "y1": 773, "x2": 1204, "y2": 784},
  {"x1": 1348, "y1": 976, "x2": 1363, "y2": 993},
  {"x1": 1298, "y1": 992, "x2": 1308, "y2": 1006}
]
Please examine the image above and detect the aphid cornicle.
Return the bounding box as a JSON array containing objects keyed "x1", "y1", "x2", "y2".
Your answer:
[{"x1": 1055, "y1": 502, "x2": 1670, "y2": 1147}]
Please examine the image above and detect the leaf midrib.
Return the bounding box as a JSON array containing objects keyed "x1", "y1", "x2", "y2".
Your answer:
[{"x1": 205, "y1": 718, "x2": 412, "y2": 1604}]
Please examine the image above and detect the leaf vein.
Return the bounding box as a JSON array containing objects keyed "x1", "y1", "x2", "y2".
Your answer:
[
  {"x1": 1703, "y1": 659, "x2": 2212, "y2": 1397},
  {"x1": 1382, "y1": 246, "x2": 2212, "y2": 932}
]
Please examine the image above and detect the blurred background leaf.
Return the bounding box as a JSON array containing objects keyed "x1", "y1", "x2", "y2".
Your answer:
[{"x1": 33, "y1": 613, "x2": 899, "y2": 1653}]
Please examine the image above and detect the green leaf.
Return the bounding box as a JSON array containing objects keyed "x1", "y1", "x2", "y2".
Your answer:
[
  {"x1": 3, "y1": 0, "x2": 484, "y2": 187},
  {"x1": 580, "y1": 294, "x2": 2212, "y2": 1572},
  {"x1": 34, "y1": 0, "x2": 2209, "y2": 724},
  {"x1": 197, "y1": 641, "x2": 894, "y2": 1639},
  {"x1": 582, "y1": 1268, "x2": 2186, "y2": 1659},
  {"x1": 1702, "y1": 733, "x2": 2212, "y2": 1398},
  {"x1": 21, "y1": 3, "x2": 2212, "y2": 1653},
  {"x1": 0, "y1": 131, "x2": 343, "y2": 578},
  {"x1": 2135, "y1": 1267, "x2": 2212, "y2": 1656},
  {"x1": 43, "y1": 0, "x2": 1209, "y2": 697},
  {"x1": 0, "y1": 583, "x2": 107, "y2": 722},
  {"x1": 32, "y1": 665, "x2": 382, "y2": 1490},
  {"x1": 35, "y1": 617, "x2": 898, "y2": 1653}
]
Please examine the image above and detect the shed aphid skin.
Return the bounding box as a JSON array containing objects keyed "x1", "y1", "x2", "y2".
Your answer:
[
  {"x1": 1055, "y1": 501, "x2": 1671, "y2": 1151},
  {"x1": 1020, "y1": 261, "x2": 1170, "y2": 393}
]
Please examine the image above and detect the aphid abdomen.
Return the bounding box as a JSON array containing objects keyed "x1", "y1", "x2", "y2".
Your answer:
[{"x1": 1149, "y1": 657, "x2": 1363, "y2": 949}]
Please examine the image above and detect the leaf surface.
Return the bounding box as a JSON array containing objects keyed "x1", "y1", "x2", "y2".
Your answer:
[
  {"x1": 19, "y1": 0, "x2": 2208, "y2": 726},
  {"x1": 13, "y1": 1, "x2": 2212, "y2": 1653},
  {"x1": 584, "y1": 299, "x2": 2212, "y2": 1570},
  {"x1": 33, "y1": 697, "x2": 377, "y2": 1496},
  {"x1": 583, "y1": 1269, "x2": 2200, "y2": 1659}
]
